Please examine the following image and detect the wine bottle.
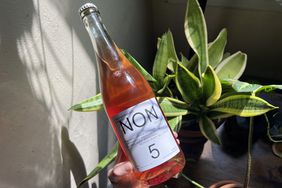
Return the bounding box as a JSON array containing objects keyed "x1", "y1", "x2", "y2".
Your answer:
[{"x1": 79, "y1": 3, "x2": 185, "y2": 186}]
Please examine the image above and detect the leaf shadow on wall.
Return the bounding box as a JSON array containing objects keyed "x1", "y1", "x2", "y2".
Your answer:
[
  {"x1": 49, "y1": 0, "x2": 117, "y2": 187},
  {"x1": 0, "y1": 0, "x2": 94, "y2": 187}
]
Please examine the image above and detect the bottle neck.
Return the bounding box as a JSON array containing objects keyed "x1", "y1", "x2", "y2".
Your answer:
[{"x1": 82, "y1": 12, "x2": 120, "y2": 70}]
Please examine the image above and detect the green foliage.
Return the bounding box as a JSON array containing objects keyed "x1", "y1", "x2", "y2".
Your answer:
[
  {"x1": 210, "y1": 95, "x2": 277, "y2": 117},
  {"x1": 69, "y1": 93, "x2": 103, "y2": 112},
  {"x1": 199, "y1": 116, "x2": 221, "y2": 145},
  {"x1": 185, "y1": 0, "x2": 208, "y2": 75},
  {"x1": 215, "y1": 52, "x2": 247, "y2": 80},
  {"x1": 78, "y1": 144, "x2": 118, "y2": 187},
  {"x1": 71, "y1": 0, "x2": 281, "y2": 186}
]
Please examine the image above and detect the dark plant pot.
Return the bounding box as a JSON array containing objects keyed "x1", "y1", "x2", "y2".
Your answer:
[
  {"x1": 221, "y1": 92, "x2": 282, "y2": 157},
  {"x1": 179, "y1": 116, "x2": 207, "y2": 162},
  {"x1": 220, "y1": 115, "x2": 267, "y2": 157},
  {"x1": 209, "y1": 180, "x2": 242, "y2": 188}
]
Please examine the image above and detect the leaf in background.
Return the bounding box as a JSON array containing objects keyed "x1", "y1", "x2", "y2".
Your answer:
[
  {"x1": 176, "y1": 62, "x2": 202, "y2": 104},
  {"x1": 221, "y1": 79, "x2": 261, "y2": 93},
  {"x1": 203, "y1": 66, "x2": 222, "y2": 106},
  {"x1": 179, "y1": 53, "x2": 190, "y2": 70},
  {"x1": 69, "y1": 93, "x2": 103, "y2": 112},
  {"x1": 208, "y1": 28, "x2": 227, "y2": 68},
  {"x1": 221, "y1": 80, "x2": 282, "y2": 94},
  {"x1": 215, "y1": 52, "x2": 247, "y2": 80},
  {"x1": 78, "y1": 143, "x2": 118, "y2": 187},
  {"x1": 187, "y1": 53, "x2": 198, "y2": 73},
  {"x1": 199, "y1": 116, "x2": 221, "y2": 145},
  {"x1": 211, "y1": 95, "x2": 278, "y2": 117},
  {"x1": 158, "y1": 97, "x2": 189, "y2": 117},
  {"x1": 122, "y1": 49, "x2": 156, "y2": 82},
  {"x1": 157, "y1": 74, "x2": 175, "y2": 95},
  {"x1": 254, "y1": 85, "x2": 282, "y2": 93},
  {"x1": 222, "y1": 52, "x2": 231, "y2": 60},
  {"x1": 185, "y1": 0, "x2": 208, "y2": 75},
  {"x1": 168, "y1": 115, "x2": 183, "y2": 132},
  {"x1": 153, "y1": 30, "x2": 178, "y2": 86}
]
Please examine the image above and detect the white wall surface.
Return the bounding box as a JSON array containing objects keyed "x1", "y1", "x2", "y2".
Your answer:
[{"x1": 0, "y1": 0, "x2": 152, "y2": 188}]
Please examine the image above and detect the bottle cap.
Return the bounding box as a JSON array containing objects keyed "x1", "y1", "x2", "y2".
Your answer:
[{"x1": 79, "y1": 3, "x2": 99, "y2": 18}]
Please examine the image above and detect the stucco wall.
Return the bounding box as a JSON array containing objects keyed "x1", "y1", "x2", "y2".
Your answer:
[{"x1": 0, "y1": 0, "x2": 152, "y2": 188}]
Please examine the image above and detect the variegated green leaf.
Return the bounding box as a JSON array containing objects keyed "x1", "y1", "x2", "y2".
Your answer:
[
  {"x1": 203, "y1": 66, "x2": 222, "y2": 106},
  {"x1": 221, "y1": 79, "x2": 261, "y2": 93},
  {"x1": 176, "y1": 62, "x2": 202, "y2": 104},
  {"x1": 157, "y1": 74, "x2": 175, "y2": 95},
  {"x1": 222, "y1": 52, "x2": 231, "y2": 61},
  {"x1": 208, "y1": 111, "x2": 234, "y2": 120},
  {"x1": 185, "y1": 0, "x2": 208, "y2": 75},
  {"x1": 221, "y1": 80, "x2": 282, "y2": 94},
  {"x1": 179, "y1": 53, "x2": 190, "y2": 70},
  {"x1": 208, "y1": 28, "x2": 227, "y2": 68},
  {"x1": 254, "y1": 84, "x2": 282, "y2": 93},
  {"x1": 168, "y1": 116, "x2": 183, "y2": 132},
  {"x1": 122, "y1": 50, "x2": 156, "y2": 82},
  {"x1": 153, "y1": 30, "x2": 178, "y2": 86},
  {"x1": 158, "y1": 97, "x2": 189, "y2": 117},
  {"x1": 187, "y1": 53, "x2": 198, "y2": 73},
  {"x1": 78, "y1": 143, "x2": 118, "y2": 187},
  {"x1": 215, "y1": 52, "x2": 247, "y2": 80},
  {"x1": 70, "y1": 93, "x2": 103, "y2": 112},
  {"x1": 199, "y1": 116, "x2": 221, "y2": 145},
  {"x1": 185, "y1": 28, "x2": 227, "y2": 72},
  {"x1": 211, "y1": 95, "x2": 278, "y2": 117}
]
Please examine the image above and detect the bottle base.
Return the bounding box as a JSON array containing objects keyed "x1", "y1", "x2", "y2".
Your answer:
[{"x1": 134, "y1": 152, "x2": 185, "y2": 186}]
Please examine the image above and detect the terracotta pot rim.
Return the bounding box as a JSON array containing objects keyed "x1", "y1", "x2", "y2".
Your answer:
[{"x1": 209, "y1": 180, "x2": 243, "y2": 188}]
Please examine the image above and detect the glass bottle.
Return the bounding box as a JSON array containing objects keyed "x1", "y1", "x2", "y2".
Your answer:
[{"x1": 79, "y1": 3, "x2": 185, "y2": 186}]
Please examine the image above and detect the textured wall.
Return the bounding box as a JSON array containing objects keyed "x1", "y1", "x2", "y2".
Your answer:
[{"x1": 0, "y1": 0, "x2": 152, "y2": 188}]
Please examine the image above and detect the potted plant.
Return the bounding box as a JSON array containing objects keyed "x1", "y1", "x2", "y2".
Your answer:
[{"x1": 71, "y1": 0, "x2": 281, "y2": 187}]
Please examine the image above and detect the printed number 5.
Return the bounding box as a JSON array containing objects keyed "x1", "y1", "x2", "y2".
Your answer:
[{"x1": 148, "y1": 144, "x2": 160, "y2": 159}]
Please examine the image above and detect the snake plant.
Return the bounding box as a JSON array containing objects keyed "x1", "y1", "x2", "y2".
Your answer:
[{"x1": 71, "y1": 0, "x2": 281, "y2": 186}]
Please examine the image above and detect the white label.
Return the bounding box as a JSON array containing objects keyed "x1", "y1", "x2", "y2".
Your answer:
[{"x1": 112, "y1": 98, "x2": 180, "y2": 172}]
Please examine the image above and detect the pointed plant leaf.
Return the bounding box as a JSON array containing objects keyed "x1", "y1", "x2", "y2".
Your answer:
[
  {"x1": 185, "y1": 28, "x2": 227, "y2": 72},
  {"x1": 221, "y1": 79, "x2": 261, "y2": 93},
  {"x1": 78, "y1": 143, "x2": 118, "y2": 187},
  {"x1": 153, "y1": 30, "x2": 178, "y2": 85},
  {"x1": 175, "y1": 63, "x2": 202, "y2": 104},
  {"x1": 122, "y1": 50, "x2": 156, "y2": 82},
  {"x1": 187, "y1": 53, "x2": 198, "y2": 73},
  {"x1": 208, "y1": 111, "x2": 234, "y2": 120},
  {"x1": 221, "y1": 80, "x2": 282, "y2": 94},
  {"x1": 215, "y1": 52, "x2": 247, "y2": 80},
  {"x1": 211, "y1": 95, "x2": 278, "y2": 117},
  {"x1": 157, "y1": 37, "x2": 161, "y2": 49},
  {"x1": 179, "y1": 53, "x2": 191, "y2": 70},
  {"x1": 168, "y1": 116, "x2": 183, "y2": 132},
  {"x1": 222, "y1": 52, "x2": 231, "y2": 61},
  {"x1": 203, "y1": 66, "x2": 222, "y2": 106},
  {"x1": 199, "y1": 116, "x2": 221, "y2": 145},
  {"x1": 158, "y1": 97, "x2": 189, "y2": 117},
  {"x1": 254, "y1": 84, "x2": 282, "y2": 94},
  {"x1": 185, "y1": 0, "x2": 209, "y2": 75},
  {"x1": 70, "y1": 93, "x2": 103, "y2": 112},
  {"x1": 208, "y1": 28, "x2": 227, "y2": 68},
  {"x1": 157, "y1": 74, "x2": 175, "y2": 95}
]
